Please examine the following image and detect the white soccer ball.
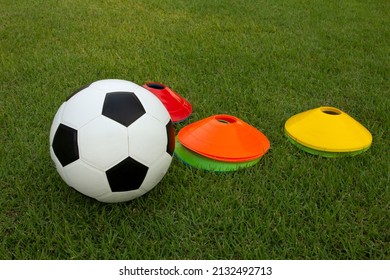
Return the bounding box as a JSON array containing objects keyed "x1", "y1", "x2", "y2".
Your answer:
[{"x1": 49, "y1": 79, "x2": 175, "y2": 203}]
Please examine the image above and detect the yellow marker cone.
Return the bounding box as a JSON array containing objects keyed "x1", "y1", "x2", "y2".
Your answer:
[{"x1": 285, "y1": 107, "x2": 372, "y2": 157}]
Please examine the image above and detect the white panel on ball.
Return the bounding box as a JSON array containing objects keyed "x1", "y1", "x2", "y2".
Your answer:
[
  {"x1": 64, "y1": 160, "x2": 110, "y2": 198},
  {"x1": 128, "y1": 114, "x2": 167, "y2": 166},
  {"x1": 61, "y1": 87, "x2": 107, "y2": 129},
  {"x1": 89, "y1": 79, "x2": 139, "y2": 93},
  {"x1": 79, "y1": 115, "x2": 129, "y2": 170},
  {"x1": 49, "y1": 103, "x2": 66, "y2": 144},
  {"x1": 50, "y1": 147, "x2": 71, "y2": 185},
  {"x1": 91, "y1": 79, "x2": 170, "y2": 125},
  {"x1": 134, "y1": 87, "x2": 171, "y2": 125},
  {"x1": 140, "y1": 153, "x2": 172, "y2": 193},
  {"x1": 96, "y1": 188, "x2": 146, "y2": 203}
]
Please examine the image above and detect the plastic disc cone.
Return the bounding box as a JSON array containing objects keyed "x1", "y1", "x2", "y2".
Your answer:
[
  {"x1": 174, "y1": 138, "x2": 260, "y2": 172},
  {"x1": 143, "y1": 83, "x2": 192, "y2": 122},
  {"x1": 285, "y1": 106, "x2": 372, "y2": 157},
  {"x1": 178, "y1": 114, "x2": 270, "y2": 162}
]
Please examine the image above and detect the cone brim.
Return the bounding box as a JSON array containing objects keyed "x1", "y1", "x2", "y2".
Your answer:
[
  {"x1": 285, "y1": 130, "x2": 371, "y2": 157},
  {"x1": 174, "y1": 139, "x2": 260, "y2": 171}
]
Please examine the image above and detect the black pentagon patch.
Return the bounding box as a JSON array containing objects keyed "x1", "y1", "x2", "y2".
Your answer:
[
  {"x1": 52, "y1": 124, "x2": 79, "y2": 167},
  {"x1": 166, "y1": 120, "x2": 175, "y2": 156},
  {"x1": 106, "y1": 157, "x2": 149, "y2": 192},
  {"x1": 102, "y1": 92, "x2": 146, "y2": 127}
]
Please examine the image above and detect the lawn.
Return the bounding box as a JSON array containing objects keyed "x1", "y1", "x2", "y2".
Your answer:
[{"x1": 0, "y1": 0, "x2": 389, "y2": 259}]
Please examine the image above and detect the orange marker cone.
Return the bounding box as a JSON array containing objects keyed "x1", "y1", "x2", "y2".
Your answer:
[{"x1": 178, "y1": 114, "x2": 270, "y2": 162}]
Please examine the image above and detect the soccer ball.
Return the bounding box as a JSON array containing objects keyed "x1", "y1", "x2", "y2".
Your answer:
[{"x1": 49, "y1": 79, "x2": 175, "y2": 203}]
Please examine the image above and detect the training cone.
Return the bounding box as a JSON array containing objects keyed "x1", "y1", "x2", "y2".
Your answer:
[
  {"x1": 285, "y1": 106, "x2": 372, "y2": 157},
  {"x1": 143, "y1": 82, "x2": 192, "y2": 122},
  {"x1": 178, "y1": 114, "x2": 270, "y2": 162},
  {"x1": 175, "y1": 138, "x2": 260, "y2": 172}
]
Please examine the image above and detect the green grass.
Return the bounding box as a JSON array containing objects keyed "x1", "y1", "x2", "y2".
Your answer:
[{"x1": 1, "y1": 0, "x2": 389, "y2": 259}]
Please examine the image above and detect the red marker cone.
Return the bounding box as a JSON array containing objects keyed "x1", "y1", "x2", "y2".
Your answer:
[{"x1": 143, "y1": 83, "x2": 192, "y2": 123}]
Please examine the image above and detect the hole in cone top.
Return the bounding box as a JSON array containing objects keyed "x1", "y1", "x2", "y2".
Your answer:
[
  {"x1": 146, "y1": 83, "x2": 166, "y2": 90},
  {"x1": 216, "y1": 115, "x2": 237, "y2": 124},
  {"x1": 321, "y1": 107, "x2": 342, "y2": 115}
]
